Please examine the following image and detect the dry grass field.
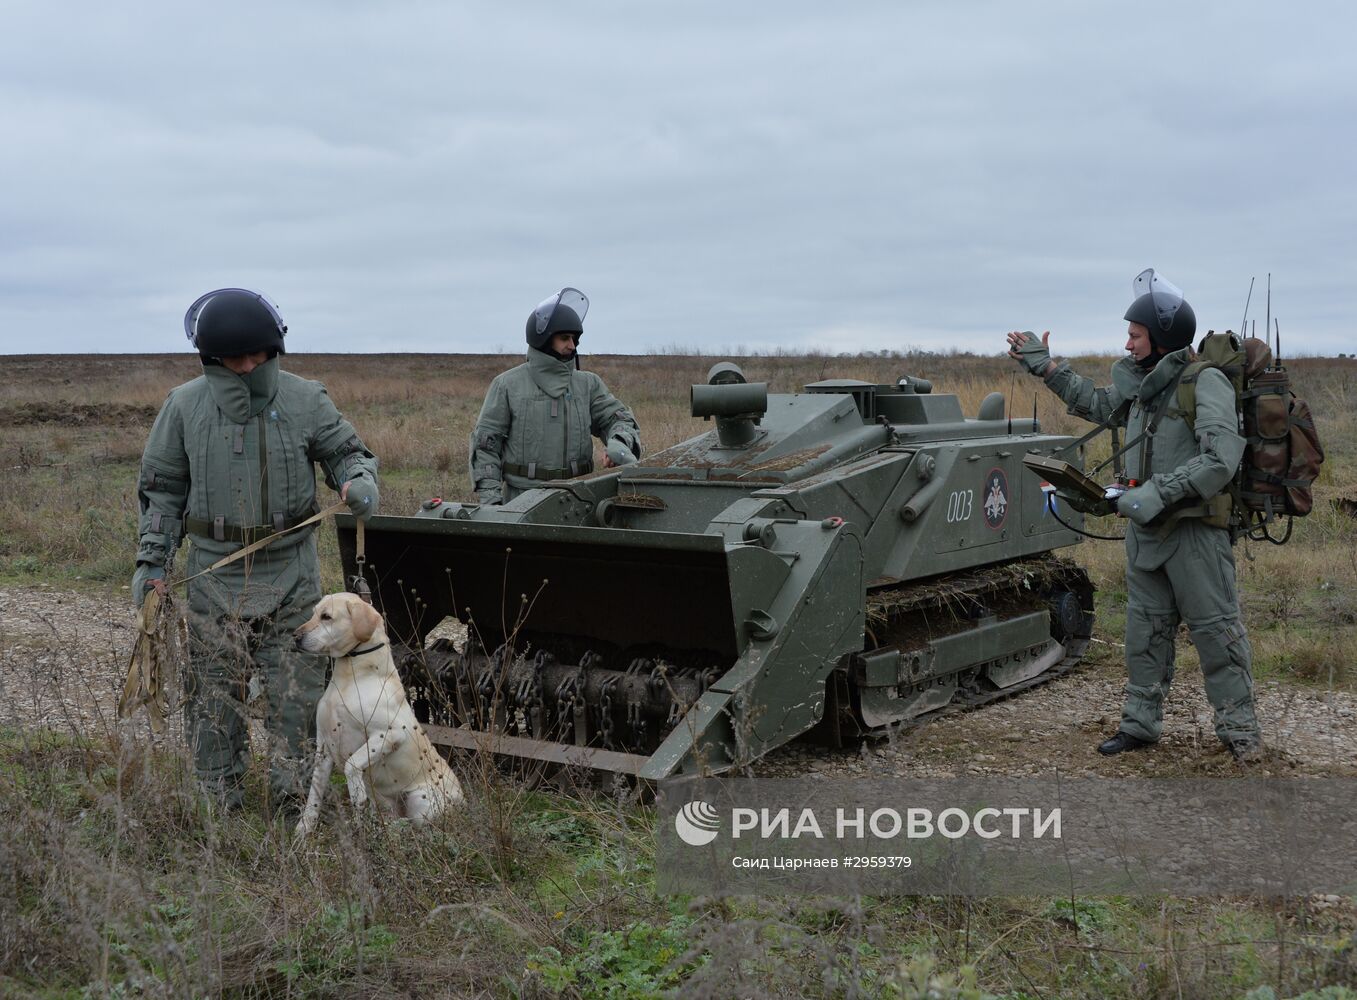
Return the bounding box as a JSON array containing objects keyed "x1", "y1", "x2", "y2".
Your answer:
[{"x1": 2, "y1": 348, "x2": 1356, "y2": 998}]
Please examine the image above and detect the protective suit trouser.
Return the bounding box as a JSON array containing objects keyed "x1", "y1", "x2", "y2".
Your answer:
[
  {"x1": 183, "y1": 598, "x2": 327, "y2": 810},
  {"x1": 1121, "y1": 522, "x2": 1260, "y2": 746}
]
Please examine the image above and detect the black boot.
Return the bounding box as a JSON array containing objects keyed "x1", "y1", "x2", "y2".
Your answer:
[{"x1": 1097, "y1": 731, "x2": 1153, "y2": 756}]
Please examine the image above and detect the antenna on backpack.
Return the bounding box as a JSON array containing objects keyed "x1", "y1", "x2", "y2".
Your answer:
[
  {"x1": 1265, "y1": 273, "x2": 1271, "y2": 356},
  {"x1": 1241, "y1": 276, "x2": 1255, "y2": 334},
  {"x1": 1032, "y1": 392, "x2": 1038, "y2": 432},
  {"x1": 1274, "y1": 318, "x2": 1282, "y2": 368},
  {"x1": 1008, "y1": 370, "x2": 1015, "y2": 434}
]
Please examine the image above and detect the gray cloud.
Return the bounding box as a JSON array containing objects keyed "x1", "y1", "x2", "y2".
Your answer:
[{"x1": 1, "y1": 1, "x2": 1353, "y2": 357}]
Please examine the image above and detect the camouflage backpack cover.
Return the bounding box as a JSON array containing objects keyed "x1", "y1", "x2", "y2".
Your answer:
[{"x1": 1177, "y1": 331, "x2": 1324, "y2": 542}]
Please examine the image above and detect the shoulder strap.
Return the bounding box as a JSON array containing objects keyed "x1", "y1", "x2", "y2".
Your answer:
[
  {"x1": 1055, "y1": 398, "x2": 1131, "y2": 460},
  {"x1": 1174, "y1": 360, "x2": 1216, "y2": 433},
  {"x1": 1054, "y1": 396, "x2": 1160, "y2": 481},
  {"x1": 1139, "y1": 362, "x2": 1195, "y2": 479},
  {"x1": 1050, "y1": 398, "x2": 1144, "y2": 481}
]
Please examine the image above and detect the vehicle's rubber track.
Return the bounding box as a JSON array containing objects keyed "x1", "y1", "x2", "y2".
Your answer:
[{"x1": 854, "y1": 554, "x2": 1095, "y2": 737}]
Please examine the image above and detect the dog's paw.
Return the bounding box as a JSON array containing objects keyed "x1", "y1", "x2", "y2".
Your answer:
[{"x1": 346, "y1": 776, "x2": 368, "y2": 809}]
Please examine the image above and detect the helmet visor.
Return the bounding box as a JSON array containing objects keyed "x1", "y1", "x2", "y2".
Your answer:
[
  {"x1": 184, "y1": 288, "x2": 286, "y2": 343},
  {"x1": 532, "y1": 287, "x2": 589, "y2": 336},
  {"x1": 1130, "y1": 269, "x2": 1184, "y2": 332}
]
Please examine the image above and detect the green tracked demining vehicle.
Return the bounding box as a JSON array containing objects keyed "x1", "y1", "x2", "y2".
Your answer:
[{"x1": 336, "y1": 365, "x2": 1094, "y2": 780}]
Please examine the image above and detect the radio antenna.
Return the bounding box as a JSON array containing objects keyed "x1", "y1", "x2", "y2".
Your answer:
[
  {"x1": 1275, "y1": 318, "x2": 1282, "y2": 366},
  {"x1": 1032, "y1": 392, "x2": 1038, "y2": 432},
  {"x1": 1008, "y1": 370, "x2": 1015, "y2": 434},
  {"x1": 1265, "y1": 273, "x2": 1271, "y2": 355},
  {"x1": 1240, "y1": 275, "x2": 1255, "y2": 334}
]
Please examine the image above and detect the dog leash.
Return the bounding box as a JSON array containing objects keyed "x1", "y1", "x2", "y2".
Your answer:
[
  {"x1": 351, "y1": 518, "x2": 373, "y2": 603},
  {"x1": 119, "y1": 500, "x2": 351, "y2": 730},
  {"x1": 170, "y1": 500, "x2": 350, "y2": 590}
]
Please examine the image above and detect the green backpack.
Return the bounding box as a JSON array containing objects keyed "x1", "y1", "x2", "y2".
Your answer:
[{"x1": 1176, "y1": 331, "x2": 1324, "y2": 543}]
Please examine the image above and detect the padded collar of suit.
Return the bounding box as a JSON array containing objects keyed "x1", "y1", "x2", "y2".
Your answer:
[
  {"x1": 527, "y1": 347, "x2": 574, "y2": 398},
  {"x1": 1108, "y1": 355, "x2": 1147, "y2": 401},
  {"x1": 203, "y1": 356, "x2": 279, "y2": 422},
  {"x1": 1135, "y1": 346, "x2": 1193, "y2": 407}
]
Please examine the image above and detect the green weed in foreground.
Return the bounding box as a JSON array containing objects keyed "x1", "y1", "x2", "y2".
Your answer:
[
  {"x1": 271, "y1": 902, "x2": 398, "y2": 991},
  {"x1": 523, "y1": 915, "x2": 700, "y2": 999},
  {"x1": 1042, "y1": 897, "x2": 1114, "y2": 938},
  {"x1": 885, "y1": 956, "x2": 989, "y2": 999}
]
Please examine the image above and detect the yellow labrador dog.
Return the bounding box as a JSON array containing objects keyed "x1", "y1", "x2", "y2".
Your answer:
[{"x1": 293, "y1": 593, "x2": 463, "y2": 837}]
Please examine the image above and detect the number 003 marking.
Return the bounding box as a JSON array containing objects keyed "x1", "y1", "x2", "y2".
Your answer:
[{"x1": 946, "y1": 489, "x2": 974, "y2": 523}]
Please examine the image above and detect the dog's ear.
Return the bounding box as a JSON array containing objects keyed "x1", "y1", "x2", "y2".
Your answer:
[{"x1": 351, "y1": 598, "x2": 384, "y2": 644}]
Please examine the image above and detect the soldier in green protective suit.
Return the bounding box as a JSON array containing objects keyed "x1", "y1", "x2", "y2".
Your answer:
[
  {"x1": 133, "y1": 288, "x2": 380, "y2": 812},
  {"x1": 1007, "y1": 269, "x2": 1263, "y2": 761},
  {"x1": 470, "y1": 288, "x2": 641, "y2": 505}
]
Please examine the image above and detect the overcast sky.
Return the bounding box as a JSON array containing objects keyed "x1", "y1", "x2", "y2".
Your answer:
[{"x1": 2, "y1": 2, "x2": 1353, "y2": 358}]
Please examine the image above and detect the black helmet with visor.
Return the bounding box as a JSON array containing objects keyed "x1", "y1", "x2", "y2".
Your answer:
[
  {"x1": 184, "y1": 288, "x2": 288, "y2": 361},
  {"x1": 1124, "y1": 268, "x2": 1196, "y2": 353},
  {"x1": 525, "y1": 287, "x2": 588, "y2": 350}
]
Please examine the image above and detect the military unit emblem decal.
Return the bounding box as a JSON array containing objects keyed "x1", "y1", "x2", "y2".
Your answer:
[{"x1": 983, "y1": 468, "x2": 1009, "y2": 529}]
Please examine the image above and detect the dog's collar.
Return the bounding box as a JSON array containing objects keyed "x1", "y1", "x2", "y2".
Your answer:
[{"x1": 343, "y1": 641, "x2": 387, "y2": 658}]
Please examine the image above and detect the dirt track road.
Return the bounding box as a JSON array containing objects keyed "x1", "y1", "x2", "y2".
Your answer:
[{"x1": 3, "y1": 585, "x2": 1354, "y2": 779}]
